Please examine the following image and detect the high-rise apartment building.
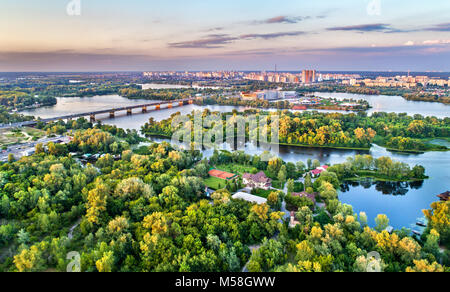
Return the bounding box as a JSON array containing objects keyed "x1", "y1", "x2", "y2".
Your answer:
[{"x1": 302, "y1": 70, "x2": 316, "y2": 84}]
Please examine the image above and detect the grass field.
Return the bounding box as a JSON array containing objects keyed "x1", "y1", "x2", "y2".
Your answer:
[
  {"x1": 272, "y1": 180, "x2": 285, "y2": 190},
  {"x1": 204, "y1": 177, "x2": 227, "y2": 190},
  {"x1": 251, "y1": 188, "x2": 273, "y2": 199},
  {"x1": 0, "y1": 128, "x2": 45, "y2": 147},
  {"x1": 0, "y1": 127, "x2": 46, "y2": 148}
]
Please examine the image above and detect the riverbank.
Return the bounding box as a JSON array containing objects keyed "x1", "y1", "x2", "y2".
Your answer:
[{"x1": 144, "y1": 133, "x2": 450, "y2": 154}]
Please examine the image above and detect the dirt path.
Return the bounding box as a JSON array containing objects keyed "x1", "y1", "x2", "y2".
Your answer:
[{"x1": 68, "y1": 219, "x2": 82, "y2": 240}]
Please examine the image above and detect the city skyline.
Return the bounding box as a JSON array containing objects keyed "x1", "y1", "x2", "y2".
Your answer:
[{"x1": 1, "y1": 0, "x2": 450, "y2": 71}]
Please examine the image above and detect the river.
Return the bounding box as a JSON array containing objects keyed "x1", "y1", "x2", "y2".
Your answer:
[
  {"x1": 21, "y1": 93, "x2": 449, "y2": 230},
  {"x1": 315, "y1": 92, "x2": 450, "y2": 119}
]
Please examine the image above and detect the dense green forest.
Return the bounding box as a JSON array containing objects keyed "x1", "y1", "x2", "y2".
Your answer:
[
  {"x1": 0, "y1": 90, "x2": 56, "y2": 111},
  {"x1": 0, "y1": 107, "x2": 34, "y2": 125},
  {"x1": 0, "y1": 128, "x2": 447, "y2": 272},
  {"x1": 142, "y1": 110, "x2": 449, "y2": 152},
  {"x1": 119, "y1": 87, "x2": 200, "y2": 101}
]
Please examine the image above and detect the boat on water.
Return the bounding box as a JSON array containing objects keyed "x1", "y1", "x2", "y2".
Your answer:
[{"x1": 416, "y1": 218, "x2": 428, "y2": 227}]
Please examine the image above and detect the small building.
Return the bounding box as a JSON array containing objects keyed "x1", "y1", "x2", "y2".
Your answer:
[
  {"x1": 310, "y1": 165, "x2": 329, "y2": 177},
  {"x1": 242, "y1": 171, "x2": 272, "y2": 190},
  {"x1": 289, "y1": 211, "x2": 300, "y2": 228},
  {"x1": 437, "y1": 191, "x2": 449, "y2": 201},
  {"x1": 21, "y1": 148, "x2": 35, "y2": 157},
  {"x1": 232, "y1": 192, "x2": 267, "y2": 205}
]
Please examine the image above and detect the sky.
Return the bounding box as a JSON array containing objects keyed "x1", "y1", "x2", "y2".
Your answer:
[{"x1": 0, "y1": 0, "x2": 450, "y2": 72}]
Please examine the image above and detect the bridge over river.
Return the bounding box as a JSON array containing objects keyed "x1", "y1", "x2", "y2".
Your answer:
[{"x1": 0, "y1": 99, "x2": 194, "y2": 129}]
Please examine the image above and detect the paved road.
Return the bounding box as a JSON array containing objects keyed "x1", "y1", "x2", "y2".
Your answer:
[{"x1": 0, "y1": 135, "x2": 70, "y2": 162}]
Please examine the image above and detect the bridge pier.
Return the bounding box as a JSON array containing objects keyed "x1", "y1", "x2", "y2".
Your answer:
[
  {"x1": 127, "y1": 109, "x2": 132, "y2": 115},
  {"x1": 179, "y1": 101, "x2": 183, "y2": 106},
  {"x1": 90, "y1": 115, "x2": 96, "y2": 123},
  {"x1": 188, "y1": 100, "x2": 194, "y2": 104},
  {"x1": 109, "y1": 111, "x2": 115, "y2": 118},
  {"x1": 142, "y1": 106, "x2": 147, "y2": 113},
  {"x1": 168, "y1": 103, "x2": 173, "y2": 109},
  {"x1": 155, "y1": 105, "x2": 160, "y2": 110}
]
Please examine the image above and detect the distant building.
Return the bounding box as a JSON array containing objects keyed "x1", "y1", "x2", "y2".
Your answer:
[
  {"x1": 243, "y1": 172, "x2": 272, "y2": 190},
  {"x1": 279, "y1": 91, "x2": 298, "y2": 99},
  {"x1": 302, "y1": 70, "x2": 316, "y2": 84},
  {"x1": 232, "y1": 192, "x2": 267, "y2": 205}
]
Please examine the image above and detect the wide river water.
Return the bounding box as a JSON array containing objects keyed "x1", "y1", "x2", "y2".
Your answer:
[{"x1": 21, "y1": 93, "x2": 450, "y2": 230}]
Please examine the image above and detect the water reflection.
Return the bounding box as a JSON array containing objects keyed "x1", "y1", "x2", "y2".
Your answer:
[{"x1": 341, "y1": 179, "x2": 424, "y2": 196}]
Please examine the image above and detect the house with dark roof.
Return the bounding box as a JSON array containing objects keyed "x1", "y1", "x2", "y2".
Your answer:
[{"x1": 242, "y1": 171, "x2": 272, "y2": 190}]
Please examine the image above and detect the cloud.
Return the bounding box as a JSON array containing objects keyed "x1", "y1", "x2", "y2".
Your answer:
[
  {"x1": 327, "y1": 23, "x2": 392, "y2": 32},
  {"x1": 168, "y1": 34, "x2": 238, "y2": 48},
  {"x1": 423, "y1": 39, "x2": 450, "y2": 45},
  {"x1": 424, "y1": 22, "x2": 450, "y2": 32},
  {"x1": 299, "y1": 43, "x2": 450, "y2": 57},
  {"x1": 240, "y1": 31, "x2": 306, "y2": 40},
  {"x1": 264, "y1": 16, "x2": 305, "y2": 24},
  {"x1": 404, "y1": 41, "x2": 415, "y2": 46},
  {"x1": 168, "y1": 31, "x2": 306, "y2": 49}
]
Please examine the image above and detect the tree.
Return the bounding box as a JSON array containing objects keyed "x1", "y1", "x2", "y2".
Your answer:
[
  {"x1": 247, "y1": 239, "x2": 286, "y2": 272},
  {"x1": 295, "y1": 207, "x2": 314, "y2": 232},
  {"x1": 86, "y1": 183, "x2": 110, "y2": 224},
  {"x1": 107, "y1": 216, "x2": 129, "y2": 234},
  {"x1": 277, "y1": 165, "x2": 287, "y2": 184},
  {"x1": 96, "y1": 251, "x2": 115, "y2": 272},
  {"x1": 406, "y1": 260, "x2": 444, "y2": 272},
  {"x1": 312, "y1": 159, "x2": 321, "y2": 169},
  {"x1": 423, "y1": 201, "x2": 449, "y2": 243},
  {"x1": 211, "y1": 189, "x2": 231, "y2": 205},
  {"x1": 115, "y1": 177, "x2": 154, "y2": 200},
  {"x1": 35, "y1": 143, "x2": 45, "y2": 154},
  {"x1": 17, "y1": 229, "x2": 30, "y2": 245},
  {"x1": 359, "y1": 212, "x2": 368, "y2": 227},
  {"x1": 14, "y1": 243, "x2": 47, "y2": 272},
  {"x1": 304, "y1": 173, "x2": 312, "y2": 190},
  {"x1": 267, "y1": 192, "x2": 281, "y2": 210},
  {"x1": 7, "y1": 153, "x2": 15, "y2": 163},
  {"x1": 287, "y1": 179, "x2": 295, "y2": 194},
  {"x1": 286, "y1": 162, "x2": 297, "y2": 179},
  {"x1": 296, "y1": 161, "x2": 306, "y2": 173},
  {"x1": 375, "y1": 214, "x2": 390, "y2": 232},
  {"x1": 267, "y1": 158, "x2": 282, "y2": 178},
  {"x1": 318, "y1": 181, "x2": 338, "y2": 201},
  {"x1": 143, "y1": 212, "x2": 169, "y2": 236}
]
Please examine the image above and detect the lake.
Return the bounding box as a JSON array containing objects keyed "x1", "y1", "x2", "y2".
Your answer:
[{"x1": 20, "y1": 93, "x2": 450, "y2": 230}]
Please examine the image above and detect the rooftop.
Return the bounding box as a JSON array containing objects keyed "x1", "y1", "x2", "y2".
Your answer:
[
  {"x1": 243, "y1": 171, "x2": 271, "y2": 184},
  {"x1": 232, "y1": 192, "x2": 267, "y2": 205}
]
